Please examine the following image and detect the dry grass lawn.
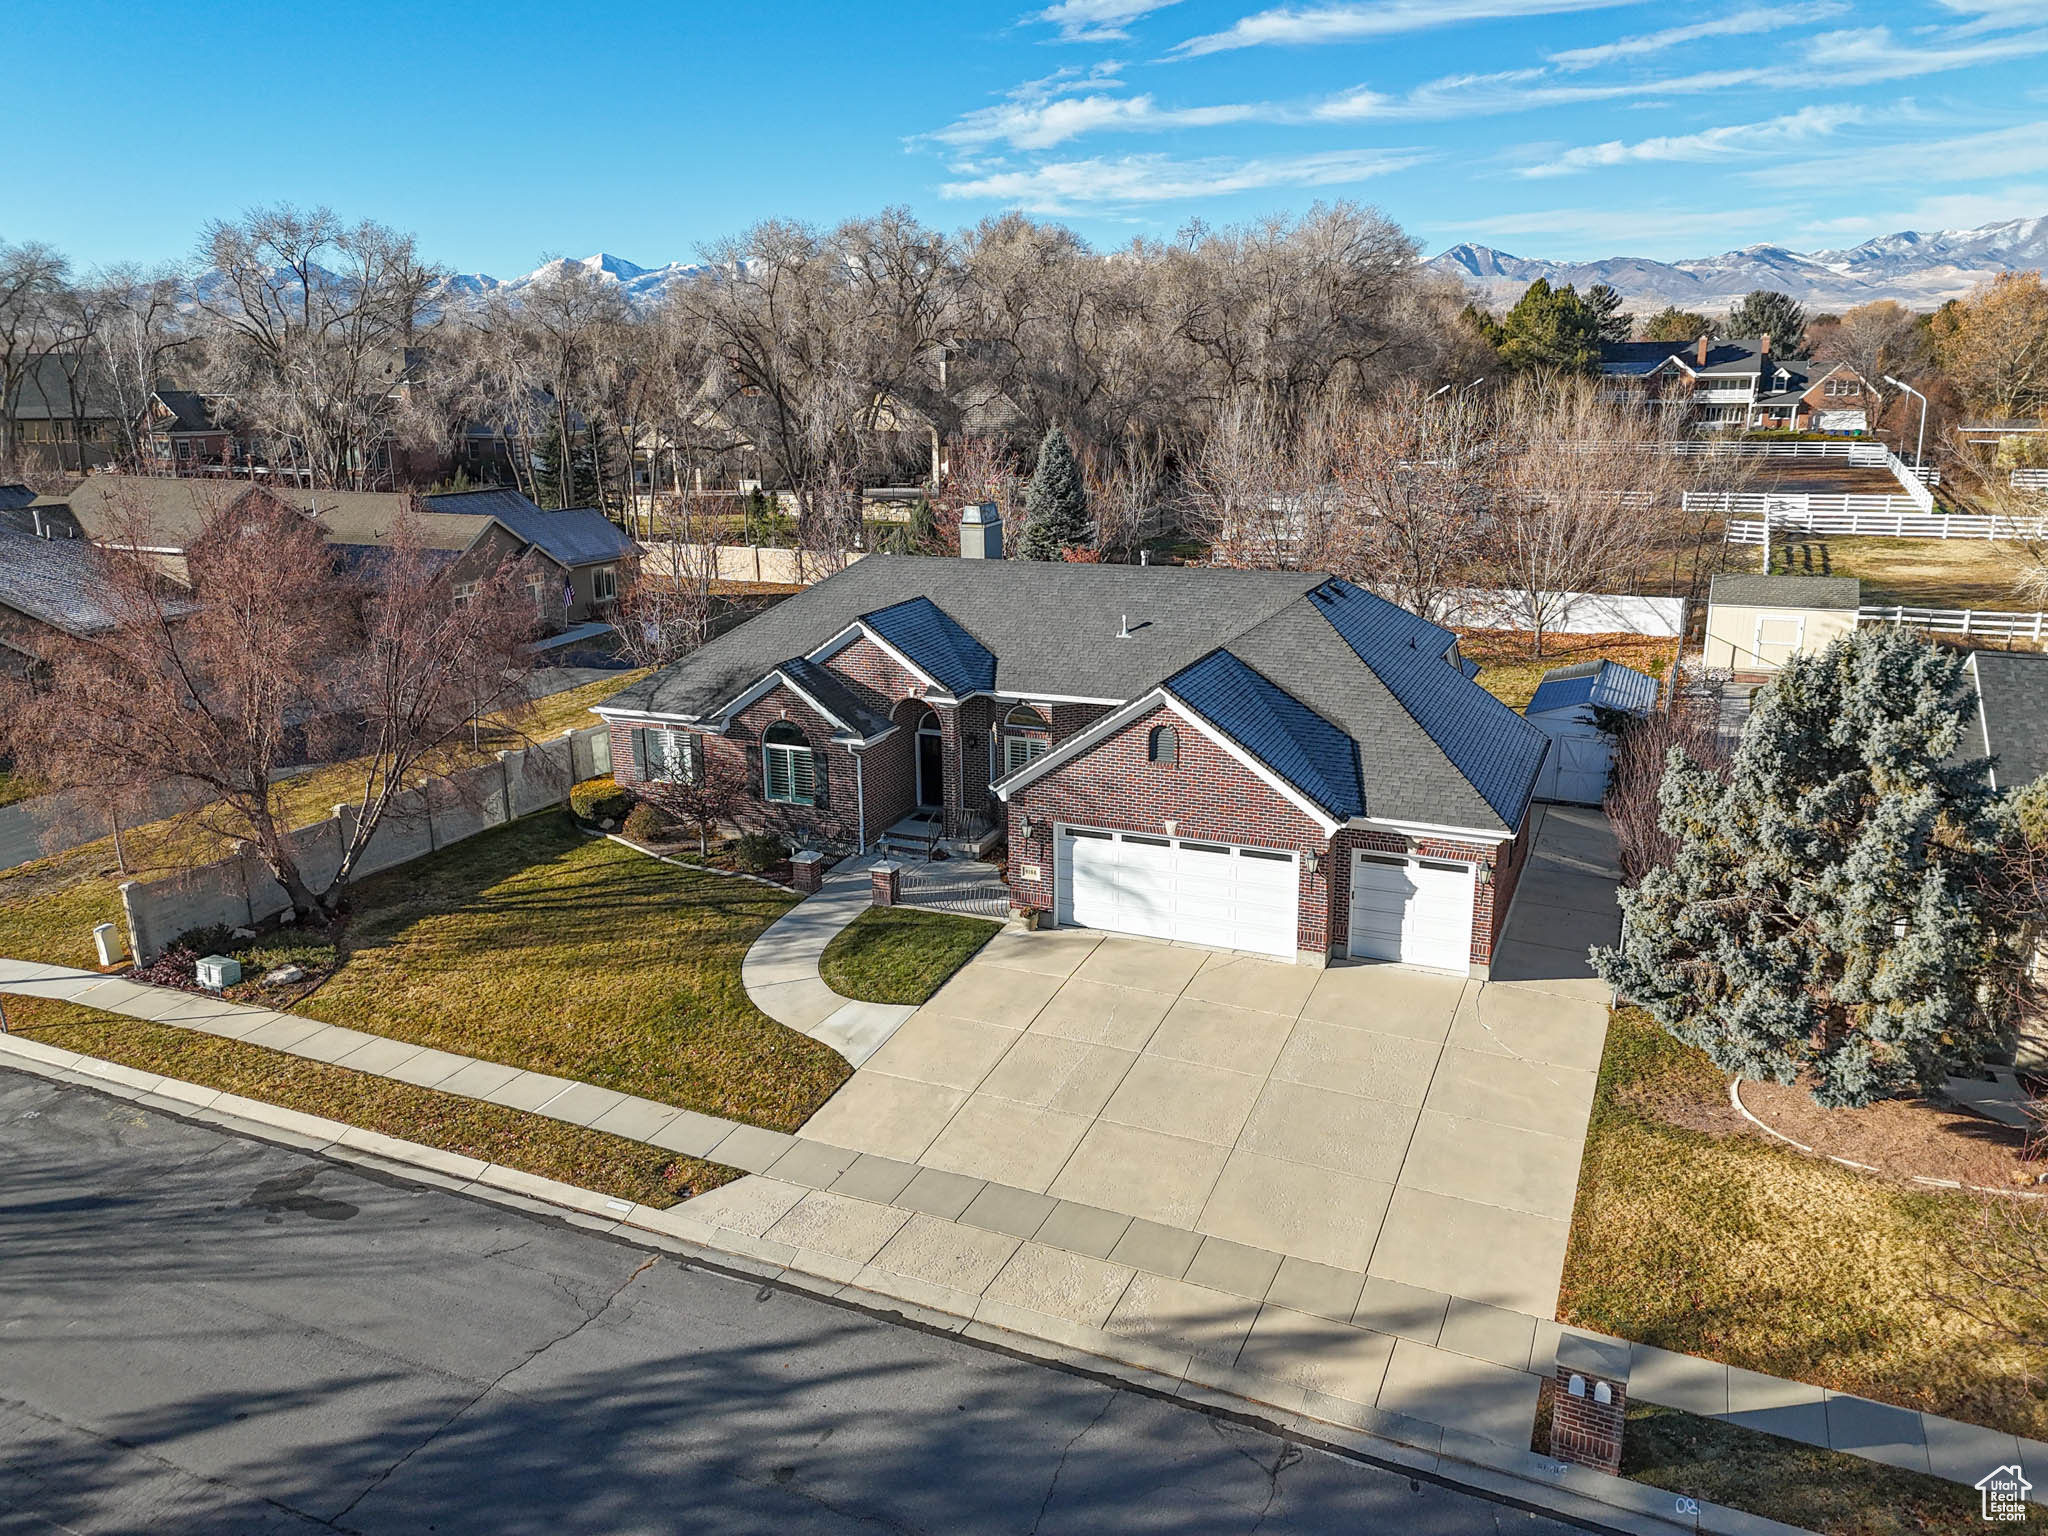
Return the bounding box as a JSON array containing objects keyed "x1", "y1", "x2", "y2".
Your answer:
[
  {"x1": 1768, "y1": 535, "x2": 2037, "y2": 611},
  {"x1": 1459, "y1": 630, "x2": 1684, "y2": 712},
  {"x1": 295, "y1": 817, "x2": 850, "y2": 1130},
  {"x1": 1561, "y1": 1008, "x2": 2048, "y2": 1439},
  {"x1": 819, "y1": 907, "x2": 1000, "y2": 1005},
  {"x1": 22, "y1": 1007, "x2": 735, "y2": 1207}
]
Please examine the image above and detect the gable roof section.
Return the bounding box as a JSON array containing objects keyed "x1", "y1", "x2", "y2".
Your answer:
[
  {"x1": 0, "y1": 529, "x2": 125, "y2": 637},
  {"x1": 1165, "y1": 650, "x2": 1364, "y2": 820},
  {"x1": 1967, "y1": 651, "x2": 2048, "y2": 793},
  {"x1": 861, "y1": 595, "x2": 997, "y2": 697},
  {"x1": 1301, "y1": 580, "x2": 1549, "y2": 829},
  {"x1": 1527, "y1": 659, "x2": 1660, "y2": 717},
  {"x1": 1708, "y1": 573, "x2": 1862, "y2": 611},
  {"x1": 424, "y1": 490, "x2": 636, "y2": 568}
]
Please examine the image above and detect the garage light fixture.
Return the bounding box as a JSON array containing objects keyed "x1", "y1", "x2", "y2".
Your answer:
[
  {"x1": 1303, "y1": 850, "x2": 1321, "y2": 878},
  {"x1": 1016, "y1": 815, "x2": 1037, "y2": 841}
]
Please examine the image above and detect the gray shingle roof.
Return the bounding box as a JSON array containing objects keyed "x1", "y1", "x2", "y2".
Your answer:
[
  {"x1": 423, "y1": 491, "x2": 635, "y2": 568},
  {"x1": 607, "y1": 557, "x2": 1544, "y2": 833},
  {"x1": 0, "y1": 485, "x2": 35, "y2": 511},
  {"x1": 1967, "y1": 651, "x2": 2048, "y2": 793},
  {"x1": 0, "y1": 529, "x2": 123, "y2": 638},
  {"x1": 1709, "y1": 573, "x2": 1862, "y2": 611}
]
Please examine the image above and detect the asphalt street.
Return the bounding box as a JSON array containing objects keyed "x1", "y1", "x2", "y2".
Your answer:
[{"x1": 0, "y1": 1068, "x2": 1591, "y2": 1535}]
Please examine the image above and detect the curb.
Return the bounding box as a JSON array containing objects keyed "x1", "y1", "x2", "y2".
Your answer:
[{"x1": 0, "y1": 1031, "x2": 1812, "y2": 1536}]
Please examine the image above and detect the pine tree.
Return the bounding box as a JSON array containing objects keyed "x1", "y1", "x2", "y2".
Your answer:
[
  {"x1": 1726, "y1": 289, "x2": 1810, "y2": 357},
  {"x1": 1592, "y1": 628, "x2": 2022, "y2": 1108},
  {"x1": 1585, "y1": 283, "x2": 1632, "y2": 343},
  {"x1": 534, "y1": 424, "x2": 598, "y2": 509},
  {"x1": 1019, "y1": 426, "x2": 1091, "y2": 560},
  {"x1": 1497, "y1": 279, "x2": 1604, "y2": 375}
]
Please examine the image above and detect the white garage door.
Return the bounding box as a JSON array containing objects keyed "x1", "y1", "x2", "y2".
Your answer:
[
  {"x1": 1347, "y1": 852, "x2": 1475, "y2": 972},
  {"x1": 1056, "y1": 826, "x2": 1299, "y2": 959}
]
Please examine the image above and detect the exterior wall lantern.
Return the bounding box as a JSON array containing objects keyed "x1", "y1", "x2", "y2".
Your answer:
[{"x1": 1303, "y1": 849, "x2": 1321, "y2": 878}]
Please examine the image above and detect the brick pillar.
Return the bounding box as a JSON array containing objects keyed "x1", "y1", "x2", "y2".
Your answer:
[
  {"x1": 790, "y1": 849, "x2": 826, "y2": 895},
  {"x1": 869, "y1": 860, "x2": 900, "y2": 908},
  {"x1": 1550, "y1": 1331, "x2": 1630, "y2": 1475}
]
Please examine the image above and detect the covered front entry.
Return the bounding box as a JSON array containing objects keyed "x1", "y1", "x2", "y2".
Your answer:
[
  {"x1": 1055, "y1": 824, "x2": 1299, "y2": 959},
  {"x1": 915, "y1": 709, "x2": 944, "y2": 809},
  {"x1": 1347, "y1": 851, "x2": 1475, "y2": 972}
]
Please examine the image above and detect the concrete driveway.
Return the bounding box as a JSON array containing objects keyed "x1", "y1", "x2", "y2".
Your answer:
[{"x1": 800, "y1": 805, "x2": 1617, "y2": 1320}]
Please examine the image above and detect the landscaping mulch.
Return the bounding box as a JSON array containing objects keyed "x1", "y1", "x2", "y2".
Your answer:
[{"x1": 1739, "y1": 1077, "x2": 2039, "y2": 1193}]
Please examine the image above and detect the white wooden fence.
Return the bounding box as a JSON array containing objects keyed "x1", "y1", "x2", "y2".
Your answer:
[
  {"x1": 1860, "y1": 605, "x2": 2048, "y2": 642},
  {"x1": 1698, "y1": 490, "x2": 1927, "y2": 518},
  {"x1": 1579, "y1": 440, "x2": 1893, "y2": 463},
  {"x1": 1724, "y1": 506, "x2": 2048, "y2": 543},
  {"x1": 2015, "y1": 469, "x2": 2048, "y2": 491}
]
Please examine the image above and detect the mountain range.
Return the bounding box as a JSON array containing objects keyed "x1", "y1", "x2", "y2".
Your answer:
[
  {"x1": 1425, "y1": 215, "x2": 2048, "y2": 314},
  {"x1": 436, "y1": 252, "x2": 720, "y2": 306}
]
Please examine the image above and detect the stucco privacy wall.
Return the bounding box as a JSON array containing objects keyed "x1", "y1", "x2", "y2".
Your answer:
[{"x1": 119, "y1": 726, "x2": 610, "y2": 961}]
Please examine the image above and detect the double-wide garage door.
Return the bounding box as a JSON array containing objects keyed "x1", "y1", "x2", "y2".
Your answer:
[
  {"x1": 1056, "y1": 825, "x2": 1299, "y2": 959},
  {"x1": 1347, "y1": 851, "x2": 1475, "y2": 972}
]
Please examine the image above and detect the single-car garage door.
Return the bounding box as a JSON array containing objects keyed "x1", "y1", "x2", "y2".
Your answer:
[
  {"x1": 1347, "y1": 851, "x2": 1475, "y2": 972},
  {"x1": 1056, "y1": 825, "x2": 1299, "y2": 959}
]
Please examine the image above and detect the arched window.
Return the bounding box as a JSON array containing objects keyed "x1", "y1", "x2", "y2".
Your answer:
[
  {"x1": 762, "y1": 721, "x2": 816, "y2": 806},
  {"x1": 1148, "y1": 724, "x2": 1178, "y2": 766},
  {"x1": 998, "y1": 704, "x2": 1052, "y2": 778}
]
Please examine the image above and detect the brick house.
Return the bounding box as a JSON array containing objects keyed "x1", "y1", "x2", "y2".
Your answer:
[
  {"x1": 1600, "y1": 334, "x2": 1878, "y2": 433},
  {"x1": 597, "y1": 555, "x2": 1550, "y2": 977}
]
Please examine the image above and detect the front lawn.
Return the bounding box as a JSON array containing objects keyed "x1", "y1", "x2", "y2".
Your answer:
[
  {"x1": 293, "y1": 817, "x2": 850, "y2": 1130},
  {"x1": 21, "y1": 1009, "x2": 736, "y2": 1207},
  {"x1": 1560, "y1": 1007, "x2": 2046, "y2": 1439},
  {"x1": 819, "y1": 907, "x2": 1001, "y2": 1006}
]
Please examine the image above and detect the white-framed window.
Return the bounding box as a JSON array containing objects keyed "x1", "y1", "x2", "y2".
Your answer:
[
  {"x1": 452, "y1": 580, "x2": 481, "y2": 609},
  {"x1": 645, "y1": 728, "x2": 697, "y2": 784},
  {"x1": 998, "y1": 704, "x2": 1051, "y2": 779},
  {"x1": 527, "y1": 574, "x2": 548, "y2": 613},
  {"x1": 762, "y1": 721, "x2": 816, "y2": 805},
  {"x1": 592, "y1": 566, "x2": 618, "y2": 604}
]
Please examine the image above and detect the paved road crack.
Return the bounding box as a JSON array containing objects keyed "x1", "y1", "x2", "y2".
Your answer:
[
  {"x1": 1027, "y1": 1388, "x2": 1115, "y2": 1536},
  {"x1": 329, "y1": 1254, "x2": 658, "y2": 1528}
]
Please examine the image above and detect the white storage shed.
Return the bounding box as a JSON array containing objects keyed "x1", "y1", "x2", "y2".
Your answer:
[{"x1": 1524, "y1": 659, "x2": 1660, "y2": 805}]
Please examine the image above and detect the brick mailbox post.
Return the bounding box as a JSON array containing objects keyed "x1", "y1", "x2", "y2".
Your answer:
[
  {"x1": 869, "y1": 860, "x2": 901, "y2": 908},
  {"x1": 1550, "y1": 1331, "x2": 1630, "y2": 1475}
]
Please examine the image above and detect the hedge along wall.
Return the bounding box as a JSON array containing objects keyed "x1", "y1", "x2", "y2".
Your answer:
[{"x1": 118, "y1": 725, "x2": 612, "y2": 961}]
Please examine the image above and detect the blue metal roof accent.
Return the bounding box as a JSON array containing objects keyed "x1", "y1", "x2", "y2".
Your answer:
[
  {"x1": 861, "y1": 595, "x2": 996, "y2": 696},
  {"x1": 1307, "y1": 579, "x2": 1549, "y2": 826},
  {"x1": 1526, "y1": 660, "x2": 1660, "y2": 718},
  {"x1": 1165, "y1": 649, "x2": 1364, "y2": 821}
]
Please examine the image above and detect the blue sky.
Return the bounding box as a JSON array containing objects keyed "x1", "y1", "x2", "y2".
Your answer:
[{"x1": 8, "y1": 0, "x2": 2047, "y2": 274}]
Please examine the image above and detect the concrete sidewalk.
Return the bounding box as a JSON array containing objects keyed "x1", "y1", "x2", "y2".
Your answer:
[
  {"x1": 0, "y1": 953, "x2": 2033, "y2": 1502},
  {"x1": 739, "y1": 858, "x2": 917, "y2": 1066}
]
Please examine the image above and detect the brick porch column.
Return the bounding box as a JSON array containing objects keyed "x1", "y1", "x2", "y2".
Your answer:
[
  {"x1": 790, "y1": 849, "x2": 826, "y2": 895},
  {"x1": 869, "y1": 860, "x2": 901, "y2": 908},
  {"x1": 1550, "y1": 1331, "x2": 1630, "y2": 1475}
]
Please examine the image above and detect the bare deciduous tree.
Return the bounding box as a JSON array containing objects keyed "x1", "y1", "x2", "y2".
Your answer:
[{"x1": 1335, "y1": 380, "x2": 1490, "y2": 625}]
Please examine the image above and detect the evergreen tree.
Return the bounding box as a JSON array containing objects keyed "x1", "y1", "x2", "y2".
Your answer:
[
  {"x1": 1019, "y1": 426, "x2": 1091, "y2": 559},
  {"x1": 1641, "y1": 306, "x2": 1714, "y2": 344},
  {"x1": 1726, "y1": 289, "x2": 1810, "y2": 357},
  {"x1": 1592, "y1": 628, "x2": 2021, "y2": 1108},
  {"x1": 1586, "y1": 283, "x2": 1632, "y2": 343},
  {"x1": 534, "y1": 423, "x2": 599, "y2": 509},
  {"x1": 1497, "y1": 279, "x2": 1604, "y2": 374}
]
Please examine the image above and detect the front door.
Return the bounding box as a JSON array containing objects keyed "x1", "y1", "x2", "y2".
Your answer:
[{"x1": 916, "y1": 713, "x2": 944, "y2": 809}]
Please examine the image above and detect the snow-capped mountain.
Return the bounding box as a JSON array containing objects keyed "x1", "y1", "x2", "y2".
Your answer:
[
  {"x1": 439, "y1": 253, "x2": 715, "y2": 308},
  {"x1": 1429, "y1": 215, "x2": 2048, "y2": 313}
]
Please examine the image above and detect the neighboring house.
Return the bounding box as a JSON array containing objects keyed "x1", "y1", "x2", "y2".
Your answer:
[
  {"x1": 1600, "y1": 335, "x2": 1878, "y2": 433},
  {"x1": 3, "y1": 356, "x2": 127, "y2": 473},
  {"x1": 34, "y1": 477, "x2": 638, "y2": 632},
  {"x1": 0, "y1": 527, "x2": 131, "y2": 678},
  {"x1": 598, "y1": 553, "x2": 1551, "y2": 976},
  {"x1": 1523, "y1": 660, "x2": 1660, "y2": 805},
  {"x1": 1702, "y1": 574, "x2": 1862, "y2": 676},
  {"x1": 1959, "y1": 650, "x2": 2048, "y2": 794}
]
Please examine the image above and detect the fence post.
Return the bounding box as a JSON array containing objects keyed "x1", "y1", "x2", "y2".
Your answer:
[{"x1": 1962, "y1": 610, "x2": 1974, "y2": 636}]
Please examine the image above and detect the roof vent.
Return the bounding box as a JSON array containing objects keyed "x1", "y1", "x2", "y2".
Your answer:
[{"x1": 1118, "y1": 614, "x2": 1133, "y2": 640}]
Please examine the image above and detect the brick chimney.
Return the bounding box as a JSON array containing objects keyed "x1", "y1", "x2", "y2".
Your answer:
[{"x1": 1695, "y1": 333, "x2": 1709, "y2": 368}]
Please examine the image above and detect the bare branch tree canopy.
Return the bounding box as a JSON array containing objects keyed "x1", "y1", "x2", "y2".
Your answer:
[
  {"x1": 0, "y1": 238, "x2": 72, "y2": 471},
  {"x1": 1335, "y1": 380, "x2": 1491, "y2": 626},
  {"x1": 194, "y1": 205, "x2": 445, "y2": 491},
  {"x1": 2, "y1": 488, "x2": 536, "y2": 921}
]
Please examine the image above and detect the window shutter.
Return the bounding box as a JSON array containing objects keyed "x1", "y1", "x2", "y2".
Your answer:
[
  {"x1": 766, "y1": 746, "x2": 790, "y2": 802},
  {"x1": 631, "y1": 729, "x2": 649, "y2": 781},
  {"x1": 681, "y1": 733, "x2": 699, "y2": 783},
  {"x1": 795, "y1": 747, "x2": 818, "y2": 807}
]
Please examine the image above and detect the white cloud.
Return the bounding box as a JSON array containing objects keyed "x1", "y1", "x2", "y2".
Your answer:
[
  {"x1": 1171, "y1": 0, "x2": 1635, "y2": 56},
  {"x1": 1518, "y1": 104, "x2": 1863, "y2": 178},
  {"x1": 931, "y1": 91, "x2": 1267, "y2": 150},
  {"x1": 1313, "y1": 66, "x2": 1765, "y2": 121},
  {"x1": 1787, "y1": 23, "x2": 2048, "y2": 85},
  {"x1": 1799, "y1": 187, "x2": 2048, "y2": 241},
  {"x1": 1547, "y1": 4, "x2": 1847, "y2": 70},
  {"x1": 1446, "y1": 204, "x2": 1795, "y2": 251},
  {"x1": 1027, "y1": 0, "x2": 1184, "y2": 42},
  {"x1": 1749, "y1": 121, "x2": 2048, "y2": 186},
  {"x1": 939, "y1": 148, "x2": 1430, "y2": 211}
]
